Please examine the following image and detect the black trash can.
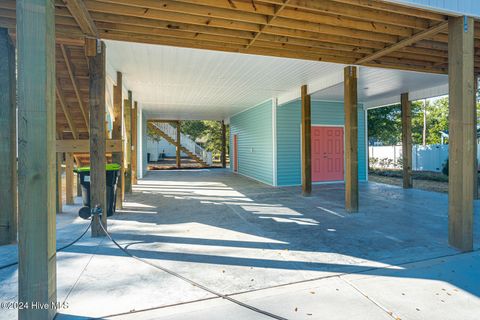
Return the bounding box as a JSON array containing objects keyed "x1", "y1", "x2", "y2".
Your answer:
[{"x1": 75, "y1": 163, "x2": 121, "y2": 217}]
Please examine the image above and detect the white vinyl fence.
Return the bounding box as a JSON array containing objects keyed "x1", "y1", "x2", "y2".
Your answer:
[{"x1": 369, "y1": 144, "x2": 478, "y2": 172}]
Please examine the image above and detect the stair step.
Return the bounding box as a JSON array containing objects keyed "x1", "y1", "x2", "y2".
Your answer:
[{"x1": 149, "y1": 123, "x2": 209, "y2": 166}]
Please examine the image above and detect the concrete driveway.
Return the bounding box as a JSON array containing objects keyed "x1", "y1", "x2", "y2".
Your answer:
[{"x1": 1, "y1": 169, "x2": 479, "y2": 319}]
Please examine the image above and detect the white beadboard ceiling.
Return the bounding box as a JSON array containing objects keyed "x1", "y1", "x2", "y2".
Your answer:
[
  {"x1": 105, "y1": 40, "x2": 448, "y2": 120},
  {"x1": 311, "y1": 68, "x2": 448, "y2": 109}
]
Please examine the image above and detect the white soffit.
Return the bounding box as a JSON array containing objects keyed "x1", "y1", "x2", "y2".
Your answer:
[
  {"x1": 311, "y1": 67, "x2": 448, "y2": 109},
  {"x1": 105, "y1": 40, "x2": 448, "y2": 118},
  {"x1": 105, "y1": 40, "x2": 344, "y2": 120}
]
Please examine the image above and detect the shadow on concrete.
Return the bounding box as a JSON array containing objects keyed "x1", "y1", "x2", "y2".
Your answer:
[{"x1": 54, "y1": 169, "x2": 480, "y2": 301}]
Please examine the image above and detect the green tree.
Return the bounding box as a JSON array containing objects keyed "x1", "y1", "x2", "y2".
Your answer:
[
  {"x1": 425, "y1": 98, "x2": 449, "y2": 145},
  {"x1": 411, "y1": 100, "x2": 426, "y2": 145},
  {"x1": 181, "y1": 120, "x2": 208, "y2": 141},
  {"x1": 200, "y1": 121, "x2": 229, "y2": 157},
  {"x1": 368, "y1": 95, "x2": 480, "y2": 147},
  {"x1": 367, "y1": 105, "x2": 402, "y2": 145}
]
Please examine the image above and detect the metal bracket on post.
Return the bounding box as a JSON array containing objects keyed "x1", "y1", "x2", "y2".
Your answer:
[
  {"x1": 91, "y1": 204, "x2": 103, "y2": 218},
  {"x1": 96, "y1": 39, "x2": 102, "y2": 54}
]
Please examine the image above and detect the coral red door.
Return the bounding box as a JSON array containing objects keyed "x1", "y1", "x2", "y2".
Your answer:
[{"x1": 311, "y1": 126, "x2": 344, "y2": 182}]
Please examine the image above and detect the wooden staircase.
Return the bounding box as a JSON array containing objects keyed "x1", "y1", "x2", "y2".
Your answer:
[{"x1": 148, "y1": 123, "x2": 209, "y2": 167}]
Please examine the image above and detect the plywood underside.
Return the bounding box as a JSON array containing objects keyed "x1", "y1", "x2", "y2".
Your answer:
[{"x1": 3, "y1": 0, "x2": 480, "y2": 166}]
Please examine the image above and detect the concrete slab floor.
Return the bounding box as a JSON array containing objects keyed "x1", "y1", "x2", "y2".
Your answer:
[{"x1": 0, "y1": 168, "x2": 479, "y2": 319}]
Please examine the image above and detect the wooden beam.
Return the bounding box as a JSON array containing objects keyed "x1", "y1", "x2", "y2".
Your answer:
[
  {"x1": 176, "y1": 0, "x2": 415, "y2": 37},
  {"x1": 112, "y1": 71, "x2": 124, "y2": 209},
  {"x1": 56, "y1": 153, "x2": 63, "y2": 213},
  {"x1": 221, "y1": 120, "x2": 226, "y2": 168},
  {"x1": 356, "y1": 21, "x2": 448, "y2": 65},
  {"x1": 63, "y1": 0, "x2": 98, "y2": 37},
  {"x1": 56, "y1": 139, "x2": 122, "y2": 153},
  {"x1": 246, "y1": 0, "x2": 291, "y2": 49},
  {"x1": 176, "y1": 120, "x2": 181, "y2": 168},
  {"x1": 87, "y1": 39, "x2": 107, "y2": 237},
  {"x1": 268, "y1": 0, "x2": 433, "y2": 29},
  {"x1": 301, "y1": 85, "x2": 312, "y2": 196},
  {"x1": 131, "y1": 101, "x2": 138, "y2": 185},
  {"x1": 17, "y1": 0, "x2": 57, "y2": 317},
  {"x1": 344, "y1": 66, "x2": 358, "y2": 213},
  {"x1": 0, "y1": 27, "x2": 16, "y2": 245},
  {"x1": 65, "y1": 152, "x2": 74, "y2": 204},
  {"x1": 401, "y1": 92, "x2": 413, "y2": 189},
  {"x1": 124, "y1": 91, "x2": 132, "y2": 193},
  {"x1": 4, "y1": 24, "x2": 86, "y2": 47},
  {"x1": 56, "y1": 85, "x2": 79, "y2": 139},
  {"x1": 448, "y1": 16, "x2": 475, "y2": 252},
  {"x1": 60, "y1": 44, "x2": 89, "y2": 132}
]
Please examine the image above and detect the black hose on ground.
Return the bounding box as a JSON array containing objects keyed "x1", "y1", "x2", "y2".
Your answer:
[
  {"x1": 0, "y1": 220, "x2": 93, "y2": 271},
  {"x1": 97, "y1": 220, "x2": 289, "y2": 320}
]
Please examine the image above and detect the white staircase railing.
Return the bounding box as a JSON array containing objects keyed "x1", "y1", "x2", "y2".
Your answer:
[{"x1": 152, "y1": 122, "x2": 213, "y2": 165}]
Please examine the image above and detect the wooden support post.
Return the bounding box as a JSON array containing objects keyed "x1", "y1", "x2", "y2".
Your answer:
[
  {"x1": 176, "y1": 121, "x2": 181, "y2": 168},
  {"x1": 221, "y1": 120, "x2": 226, "y2": 168},
  {"x1": 344, "y1": 66, "x2": 359, "y2": 213},
  {"x1": 401, "y1": 93, "x2": 413, "y2": 189},
  {"x1": 0, "y1": 27, "x2": 17, "y2": 245},
  {"x1": 87, "y1": 39, "x2": 107, "y2": 237},
  {"x1": 56, "y1": 153, "x2": 63, "y2": 213},
  {"x1": 17, "y1": 0, "x2": 57, "y2": 318},
  {"x1": 65, "y1": 152, "x2": 74, "y2": 204},
  {"x1": 301, "y1": 85, "x2": 312, "y2": 196},
  {"x1": 76, "y1": 173, "x2": 82, "y2": 197},
  {"x1": 124, "y1": 91, "x2": 132, "y2": 193},
  {"x1": 112, "y1": 72, "x2": 123, "y2": 209},
  {"x1": 132, "y1": 101, "x2": 138, "y2": 185},
  {"x1": 448, "y1": 16, "x2": 475, "y2": 252},
  {"x1": 474, "y1": 75, "x2": 478, "y2": 200}
]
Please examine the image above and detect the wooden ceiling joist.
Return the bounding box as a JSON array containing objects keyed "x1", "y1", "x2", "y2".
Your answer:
[
  {"x1": 63, "y1": 0, "x2": 98, "y2": 37},
  {"x1": 261, "y1": 0, "x2": 432, "y2": 29},
  {"x1": 5, "y1": 0, "x2": 480, "y2": 85},
  {"x1": 356, "y1": 20, "x2": 449, "y2": 65},
  {"x1": 246, "y1": 0, "x2": 291, "y2": 49}
]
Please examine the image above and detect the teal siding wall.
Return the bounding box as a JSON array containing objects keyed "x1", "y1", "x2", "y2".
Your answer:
[
  {"x1": 276, "y1": 100, "x2": 367, "y2": 186},
  {"x1": 230, "y1": 100, "x2": 274, "y2": 185}
]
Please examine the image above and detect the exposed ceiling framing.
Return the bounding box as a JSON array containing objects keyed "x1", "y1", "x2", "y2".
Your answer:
[
  {"x1": 2, "y1": 0, "x2": 480, "y2": 75},
  {"x1": 2, "y1": 0, "x2": 480, "y2": 150}
]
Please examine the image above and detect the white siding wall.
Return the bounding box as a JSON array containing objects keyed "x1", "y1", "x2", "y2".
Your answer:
[{"x1": 387, "y1": 0, "x2": 480, "y2": 17}]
